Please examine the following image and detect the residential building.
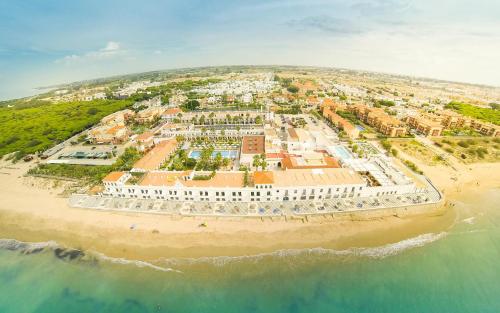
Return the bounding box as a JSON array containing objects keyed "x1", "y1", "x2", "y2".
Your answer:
[{"x1": 132, "y1": 139, "x2": 178, "y2": 172}]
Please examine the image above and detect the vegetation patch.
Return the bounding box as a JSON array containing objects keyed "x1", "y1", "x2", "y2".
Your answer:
[
  {"x1": 433, "y1": 137, "x2": 499, "y2": 163},
  {"x1": 0, "y1": 99, "x2": 133, "y2": 159},
  {"x1": 445, "y1": 101, "x2": 500, "y2": 125},
  {"x1": 28, "y1": 147, "x2": 142, "y2": 183}
]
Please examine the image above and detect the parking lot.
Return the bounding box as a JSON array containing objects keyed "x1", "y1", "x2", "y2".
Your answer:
[{"x1": 46, "y1": 143, "x2": 128, "y2": 166}]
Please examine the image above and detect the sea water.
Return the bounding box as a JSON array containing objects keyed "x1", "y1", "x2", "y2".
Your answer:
[{"x1": 0, "y1": 189, "x2": 499, "y2": 313}]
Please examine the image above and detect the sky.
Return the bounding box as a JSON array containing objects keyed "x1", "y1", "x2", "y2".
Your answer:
[{"x1": 1, "y1": 0, "x2": 500, "y2": 100}]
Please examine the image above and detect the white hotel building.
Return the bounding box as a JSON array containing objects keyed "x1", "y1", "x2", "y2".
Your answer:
[{"x1": 102, "y1": 166, "x2": 418, "y2": 204}]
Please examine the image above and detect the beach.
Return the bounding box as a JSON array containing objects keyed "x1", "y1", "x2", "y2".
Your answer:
[{"x1": 0, "y1": 158, "x2": 498, "y2": 261}]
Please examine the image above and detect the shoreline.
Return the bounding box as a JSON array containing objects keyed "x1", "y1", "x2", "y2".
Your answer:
[{"x1": 0, "y1": 159, "x2": 498, "y2": 261}]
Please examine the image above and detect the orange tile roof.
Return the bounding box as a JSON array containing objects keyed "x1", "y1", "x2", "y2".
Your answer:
[
  {"x1": 103, "y1": 171, "x2": 127, "y2": 182},
  {"x1": 265, "y1": 153, "x2": 285, "y2": 159},
  {"x1": 287, "y1": 128, "x2": 299, "y2": 140},
  {"x1": 133, "y1": 139, "x2": 178, "y2": 171},
  {"x1": 163, "y1": 107, "x2": 182, "y2": 115},
  {"x1": 322, "y1": 98, "x2": 335, "y2": 107},
  {"x1": 253, "y1": 171, "x2": 275, "y2": 184},
  {"x1": 241, "y1": 136, "x2": 265, "y2": 154},
  {"x1": 105, "y1": 125, "x2": 126, "y2": 135},
  {"x1": 281, "y1": 154, "x2": 340, "y2": 170},
  {"x1": 136, "y1": 131, "x2": 154, "y2": 142}
]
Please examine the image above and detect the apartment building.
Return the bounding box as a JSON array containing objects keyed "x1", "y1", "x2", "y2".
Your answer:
[
  {"x1": 348, "y1": 105, "x2": 407, "y2": 137},
  {"x1": 405, "y1": 113, "x2": 443, "y2": 137},
  {"x1": 322, "y1": 106, "x2": 360, "y2": 139}
]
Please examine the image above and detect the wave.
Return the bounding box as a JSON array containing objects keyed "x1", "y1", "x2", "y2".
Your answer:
[
  {"x1": 0, "y1": 238, "x2": 59, "y2": 254},
  {"x1": 160, "y1": 232, "x2": 448, "y2": 267},
  {"x1": 90, "y1": 251, "x2": 181, "y2": 273},
  {"x1": 1, "y1": 232, "x2": 447, "y2": 271},
  {"x1": 462, "y1": 217, "x2": 476, "y2": 224},
  {"x1": 0, "y1": 238, "x2": 179, "y2": 273}
]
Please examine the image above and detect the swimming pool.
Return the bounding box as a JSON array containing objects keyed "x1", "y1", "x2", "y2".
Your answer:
[
  {"x1": 189, "y1": 150, "x2": 239, "y2": 159},
  {"x1": 332, "y1": 145, "x2": 353, "y2": 160}
]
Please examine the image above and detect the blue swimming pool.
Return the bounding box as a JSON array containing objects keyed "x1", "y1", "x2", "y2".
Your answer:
[
  {"x1": 332, "y1": 145, "x2": 353, "y2": 160},
  {"x1": 355, "y1": 124, "x2": 365, "y2": 131},
  {"x1": 189, "y1": 150, "x2": 238, "y2": 159}
]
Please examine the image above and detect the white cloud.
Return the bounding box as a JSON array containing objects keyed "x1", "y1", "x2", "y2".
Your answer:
[{"x1": 55, "y1": 41, "x2": 123, "y2": 64}]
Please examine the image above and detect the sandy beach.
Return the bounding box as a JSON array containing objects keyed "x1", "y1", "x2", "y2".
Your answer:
[{"x1": 0, "y1": 157, "x2": 498, "y2": 261}]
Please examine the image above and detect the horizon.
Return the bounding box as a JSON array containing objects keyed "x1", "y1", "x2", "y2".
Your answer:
[
  {"x1": 1, "y1": 0, "x2": 500, "y2": 100},
  {"x1": 4, "y1": 63, "x2": 500, "y2": 102}
]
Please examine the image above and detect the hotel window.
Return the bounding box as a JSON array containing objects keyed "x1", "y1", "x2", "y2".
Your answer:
[
  {"x1": 232, "y1": 192, "x2": 236, "y2": 196},
  {"x1": 267, "y1": 191, "x2": 271, "y2": 196},
  {"x1": 216, "y1": 192, "x2": 219, "y2": 196},
  {"x1": 251, "y1": 192, "x2": 254, "y2": 196}
]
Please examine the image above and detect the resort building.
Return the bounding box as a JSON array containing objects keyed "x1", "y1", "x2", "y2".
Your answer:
[
  {"x1": 87, "y1": 124, "x2": 129, "y2": 144},
  {"x1": 102, "y1": 166, "x2": 417, "y2": 204},
  {"x1": 405, "y1": 113, "x2": 444, "y2": 137},
  {"x1": 470, "y1": 120, "x2": 500, "y2": 137},
  {"x1": 348, "y1": 105, "x2": 407, "y2": 137},
  {"x1": 135, "y1": 107, "x2": 166, "y2": 124},
  {"x1": 240, "y1": 135, "x2": 266, "y2": 168},
  {"x1": 100, "y1": 109, "x2": 135, "y2": 126},
  {"x1": 134, "y1": 131, "x2": 155, "y2": 152},
  {"x1": 132, "y1": 139, "x2": 178, "y2": 172},
  {"x1": 161, "y1": 107, "x2": 183, "y2": 121},
  {"x1": 322, "y1": 106, "x2": 360, "y2": 139},
  {"x1": 281, "y1": 152, "x2": 340, "y2": 170}
]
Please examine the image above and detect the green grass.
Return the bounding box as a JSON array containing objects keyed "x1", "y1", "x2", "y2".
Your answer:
[
  {"x1": 0, "y1": 99, "x2": 133, "y2": 159},
  {"x1": 445, "y1": 101, "x2": 500, "y2": 125}
]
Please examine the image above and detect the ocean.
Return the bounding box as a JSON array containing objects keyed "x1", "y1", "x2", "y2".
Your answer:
[{"x1": 0, "y1": 189, "x2": 499, "y2": 313}]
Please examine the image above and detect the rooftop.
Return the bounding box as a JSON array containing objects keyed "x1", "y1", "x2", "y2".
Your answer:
[
  {"x1": 271, "y1": 168, "x2": 364, "y2": 187},
  {"x1": 103, "y1": 171, "x2": 127, "y2": 182},
  {"x1": 241, "y1": 135, "x2": 265, "y2": 155},
  {"x1": 133, "y1": 139, "x2": 178, "y2": 171}
]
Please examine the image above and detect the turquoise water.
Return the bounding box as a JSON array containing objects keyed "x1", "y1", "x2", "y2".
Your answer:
[
  {"x1": 332, "y1": 145, "x2": 353, "y2": 160},
  {"x1": 188, "y1": 150, "x2": 238, "y2": 159},
  {"x1": 1, "y1": 189, "x2": 499, "y2": 312}
]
